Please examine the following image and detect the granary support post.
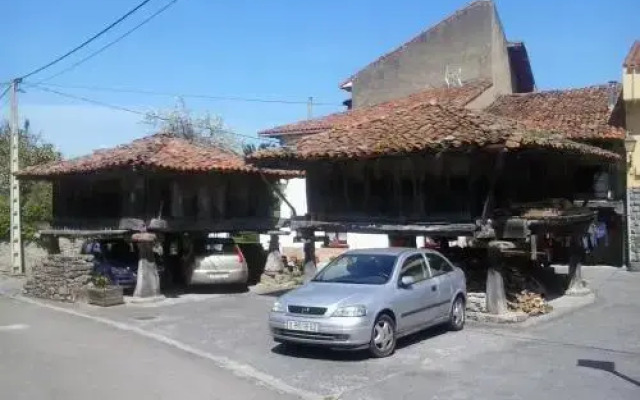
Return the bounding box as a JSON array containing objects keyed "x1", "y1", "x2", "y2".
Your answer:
[
  {"x1": 264, "y1": 234, "x2": 284, "y2": 275},
  {"x1": 485, "y1": 241, "x2": 513, "y2": 315},
  {"x1": 132, "y1": 232, "x2": 161, "y2": 298},
  {"x1": 301, "y1": 228, "x2": 316, "y2": 282},
  {"x1": 566, "y1": 233, "x2": 590, "y2": 295}
]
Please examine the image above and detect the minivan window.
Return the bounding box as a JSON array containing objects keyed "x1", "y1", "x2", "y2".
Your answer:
[{"x1": 313, "y1": 253, "x2": 396, "y2": 285}]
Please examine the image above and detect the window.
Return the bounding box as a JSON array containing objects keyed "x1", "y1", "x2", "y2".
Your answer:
[
  {"x1": 399, "y1": 254, "x2": 428, "y2": 283},
  {"x1": 425, "y1": 253, "x2": 453, "y2": 277},
  {"x1": 313, "y1": 254, "x2": 396, "y2": 285}
]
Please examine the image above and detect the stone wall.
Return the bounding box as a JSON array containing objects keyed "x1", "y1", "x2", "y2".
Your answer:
[
  {"x1": 627, "y1": 187, "x2": 640, "y2": 271},
  {"x1": 0, "y1": 242, "x2": 48, "y2": 276},
  {"x1": 23, "y1": 254, "x2": 94, "y2": 302}
]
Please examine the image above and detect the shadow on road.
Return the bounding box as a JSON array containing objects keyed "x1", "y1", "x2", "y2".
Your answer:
[{"x1": 577, "y1": 359, "x2": 640, "y2": 387}]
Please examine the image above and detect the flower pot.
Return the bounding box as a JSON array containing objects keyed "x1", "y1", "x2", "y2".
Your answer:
[{"x1": 87, "y1": 286, "x2": 124, "y2": 307}]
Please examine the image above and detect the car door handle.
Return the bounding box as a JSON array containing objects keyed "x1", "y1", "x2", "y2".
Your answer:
[{"x1": 431, "y1": 285, "x2": 437, "y2": 292}]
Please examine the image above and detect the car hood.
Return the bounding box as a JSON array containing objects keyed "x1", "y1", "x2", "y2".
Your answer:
[{"x1": 280, "y1": 282, "x2": 384, "y2": 308}]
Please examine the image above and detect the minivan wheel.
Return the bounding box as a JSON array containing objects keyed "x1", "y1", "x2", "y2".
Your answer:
[
  {"x1": 369, "y1": 314, "x2": 396, "y2": 358},
  {"x1": 448, "y1": 296, "x2": 466, "y2": 331}
]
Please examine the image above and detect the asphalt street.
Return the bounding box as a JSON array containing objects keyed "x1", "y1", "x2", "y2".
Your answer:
[
  {"x1": 0, "y1": 298, "x2": 299, "y2": 400},
  {"x1": 1, "y1": 266, "x2": 639, "y2": 400}
]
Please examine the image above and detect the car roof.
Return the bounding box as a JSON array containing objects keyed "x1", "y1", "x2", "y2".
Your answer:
[{"x1": 342, "y1": 247, "x2": 430, "y2": 257}]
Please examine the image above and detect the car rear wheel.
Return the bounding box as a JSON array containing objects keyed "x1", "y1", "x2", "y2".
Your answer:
[
  {"x1": 369, "y1": 314, "x2": 396, "y2": 358},
  {"x1": 448, "y1": 296, "x2": 465, "y2": 331}
]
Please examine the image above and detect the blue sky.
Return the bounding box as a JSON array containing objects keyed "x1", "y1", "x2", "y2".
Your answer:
[{"x1": 1, "y1": 0, "x2": 637, "y2": 157}]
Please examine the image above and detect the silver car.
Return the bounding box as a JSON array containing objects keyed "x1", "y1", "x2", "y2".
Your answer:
[
  {"x1": 187, "y1": 237, "x2": 249, "y2": 286},
  {"x1": 269, "y1": 248, "x2": 466, "y2": 358}
]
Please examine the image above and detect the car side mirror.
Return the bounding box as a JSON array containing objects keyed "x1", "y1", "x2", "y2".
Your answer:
[{"x1": 400, "y1": 275, "x2": 415, "y2": 288}]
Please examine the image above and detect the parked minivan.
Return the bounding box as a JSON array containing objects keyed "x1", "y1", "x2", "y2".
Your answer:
[{"x1": 186, "y1": 237, "x2": 248, "y2": 287}]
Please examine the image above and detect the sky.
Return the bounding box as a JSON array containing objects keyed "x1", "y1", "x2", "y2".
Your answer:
[{"x1": 1, "y1": 0, "x2": 638, "y2": 157}]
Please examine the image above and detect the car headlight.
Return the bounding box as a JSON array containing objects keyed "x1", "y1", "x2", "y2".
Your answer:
[
  {"x1": 332, "y1": 305, "x2": 367, "y2": 317},
  {"x1": 271, "y1": 301, "x2": 285, "y2": 313}
]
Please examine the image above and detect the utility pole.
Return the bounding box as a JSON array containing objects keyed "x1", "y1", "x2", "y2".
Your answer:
[
  {"x1": 10, "y1": 78, "x2": 23, "y2": 275},
  {"x1": 307, "y1": 96, "x2": 313, "y2": 119}
]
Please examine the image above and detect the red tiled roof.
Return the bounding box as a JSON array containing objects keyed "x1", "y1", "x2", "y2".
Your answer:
[
  {"x1": 17, "y1": 134, "x2": 300, "y2": 179},
  {"x1": 485, "y1": 84, "x2": 625, "y2": 140},
  {"x1": 259, "y1": 80, "x2": 492, "y2": 136},
  {"x1": 624, "y1": 41, "x2": 640, "y2": 68},
  {"x1": 249, "y1": 103, "x2": 620, "y2": 162},
  {"x1": 338, "y1": 0, "x2": 491, "y2": 89}
]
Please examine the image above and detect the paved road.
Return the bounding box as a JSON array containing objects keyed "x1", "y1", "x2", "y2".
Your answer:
[
  {"x1": 0, "y1": 298, "x2": 298, "y2": 400},
  {"x1": 2, "y1": 266, "x2": 639, "y2": 399}
]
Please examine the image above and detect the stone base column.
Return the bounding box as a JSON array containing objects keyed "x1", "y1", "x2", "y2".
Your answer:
[
  {"x1": 627, "y1": 187, "x2": 640, "y2": 272},
  {"x1": 302, "y1": 229, "x2": 316, "y2": 282},
  {"x1": 566, "y1": 236, "x2": 591, "y2": 296},
  {"x1": 132, "y1": 232, "x2": 161, "y2": 299},
  {"x1": 485, "y1": 241, "x2": 513, "y2": 315},
  {"x1": 264, "y1": 234, "x2": 284, "y2": 275}
]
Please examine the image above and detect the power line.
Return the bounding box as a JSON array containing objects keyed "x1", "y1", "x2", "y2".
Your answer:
[
  {"x1": 37, "y1": 0, "x2": 178, "y2": 84},
  {"x1": 26, "y1": 83, "x2": 278, "y2": 143},
  {"x1": 31, "y1": 82, "x2": 341, "y2": 106},
  {"x1": 20, "y1": 0, "x2": 155, "y2": 80},
  {"x1": 0, "y1": 84, "x2": 10, "y2": 103}
]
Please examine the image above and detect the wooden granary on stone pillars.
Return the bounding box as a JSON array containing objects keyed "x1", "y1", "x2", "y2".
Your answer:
[
  {"x1": 16, "y1": 134, "x2": 299, "y2": 299},
  {"x1": 248, "y1": 102, "x2": 621, "y2": 315}
]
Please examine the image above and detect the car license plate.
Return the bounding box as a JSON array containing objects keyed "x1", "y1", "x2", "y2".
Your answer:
[{"x1": 286, "y1": 321, "x2": 319, "y2": 332}]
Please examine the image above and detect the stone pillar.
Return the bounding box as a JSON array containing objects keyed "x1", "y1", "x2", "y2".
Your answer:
[
  {"x1": 264, "y1": 234, "x2": 284, "y2": 275},
  {"x1": 566, "y1": 235, "x2": 590, "y2": 295},
  {"x1": 302, "y1": 229, "x2": 316, "y2": 282},
  {"x1": 132, "y1": 232, "x2": 161, "y2": 299},
  {"x1": 627, "y1": 187, "x2": 640, "y2": 271},
  {"x1": 485, "y1": 241, "x2": 513, "y2": 315}
]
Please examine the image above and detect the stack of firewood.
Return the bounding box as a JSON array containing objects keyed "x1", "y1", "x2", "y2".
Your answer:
[{"x1": 509, "y1": 290, "x2": 553, "y2": 315}]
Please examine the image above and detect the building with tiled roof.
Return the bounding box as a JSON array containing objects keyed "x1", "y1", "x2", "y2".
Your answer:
[
  {"x1": 17, "y1": 134, "x2": 297, "y2": 179},
  {"x1": 486, "y1": 84, "x2": 626, "y2": 141},
  {"x1": 623, "y1": 40, "x2": 640, "y2": 271},
  {"x1": 260, "y1": 0, "x2": 535, "y2": 147},
  {"x1": 251, "y1": 103, "x2": 619, "y2": 164},
  {"x1": 17, "y1": 134, "x2": 298, "y2": 234},
  {"x1": 259, "y1": 80, "x2": 492, "y2": 142}
]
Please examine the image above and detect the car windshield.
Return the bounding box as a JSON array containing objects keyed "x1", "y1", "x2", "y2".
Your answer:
[{"x1": 312, "y1": 253, "x2": 397, "y2": 285}]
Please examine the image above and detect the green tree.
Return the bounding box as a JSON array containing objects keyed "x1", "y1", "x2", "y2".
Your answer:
[{"x1": 0, "y1": 120, "x2": 61, "y2": 241}]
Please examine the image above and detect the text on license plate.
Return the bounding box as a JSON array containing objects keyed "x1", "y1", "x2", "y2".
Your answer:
[{"x1": 286, "y1": 321, "x2": 319, "y2": 332}]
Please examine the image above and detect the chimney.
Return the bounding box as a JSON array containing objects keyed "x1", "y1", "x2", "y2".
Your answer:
[{"x1": 607, "y1": 81, "x2": 619, "y2": 111}]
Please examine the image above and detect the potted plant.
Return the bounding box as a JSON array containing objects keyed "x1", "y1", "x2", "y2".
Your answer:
[{"x1": 87, "y1": 273, "x2": 124, "y2": 307}]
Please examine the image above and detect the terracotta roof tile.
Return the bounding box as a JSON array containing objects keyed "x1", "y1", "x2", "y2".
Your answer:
[
  {"x1": 250, "y1": 103, "x2": 620, "y2": 163},
  {"x1": 485, "y1": 84, "x2": 625, "y2": 140},
  {"x1": 624, "y1": 41, "x2": 640, "y2": 68},
  {"x1": 259, "y1": 80, "x2": 492, "y2": 136},
  {"x1": 17, "y1": 134, "x2": 299, "y2": 179}
]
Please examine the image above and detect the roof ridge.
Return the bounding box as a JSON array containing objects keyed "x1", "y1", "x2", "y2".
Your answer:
[
  {"x1": 500, "y1": 82, "x2": 620, "y2": 98},
  {"x1": 339, "y1": 0, "x2": 493, "y2": 88}
]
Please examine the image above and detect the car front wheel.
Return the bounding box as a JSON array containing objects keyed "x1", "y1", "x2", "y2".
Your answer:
[
  {"x1": 369, "y1": 314, "x2": 396, "y2": 358},
  {"x1": 448, "y1": 296, "x2": 465, "y2": 331}
]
